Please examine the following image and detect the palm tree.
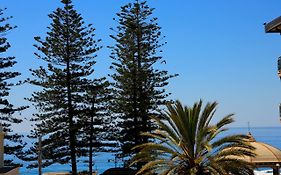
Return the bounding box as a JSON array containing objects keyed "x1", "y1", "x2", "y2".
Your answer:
[{"x1": 131, "y1": 100, "x2": 255, "y2": 175}]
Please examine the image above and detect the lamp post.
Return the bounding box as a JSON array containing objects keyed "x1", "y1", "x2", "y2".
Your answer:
[{"x1": 265, "y1": 16, "x2": 281, "y2": 123}]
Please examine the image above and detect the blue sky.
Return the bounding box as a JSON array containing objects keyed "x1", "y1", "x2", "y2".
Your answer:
[{"x1": 2, "y1": 0, "x2": 281, "y2": 129}]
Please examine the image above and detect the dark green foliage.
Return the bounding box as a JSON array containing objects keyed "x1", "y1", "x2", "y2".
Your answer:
[
  {"x1": 77, "y1": 79, "x2": 116, "y2": 174},
  {"x1": 109, "y1": 0, "x2": 178, "y2": 164},
  {"x1": 24, "y1": 1, "x2": 111, "y2": 174},
  {"x1": 0, "y1": 8, "x2": 27, "y2": 166}
]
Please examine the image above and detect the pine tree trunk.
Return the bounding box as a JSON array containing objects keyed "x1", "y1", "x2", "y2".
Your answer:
[
  {"x1": 132, "y1": 42, "x2": 138, "y2": 159},
  {"x1": 132, "y1": 63, "x2": 140, "y2": 170},
  {"x1": 66, "y1": 60, "x2": 77, "y2": 175},
  {"x1": 65, "y1": 3, "x2": 77, "y2": 174},
  {"x1": 136, "y1": 7, "x2": 145, "y2": 170},
  {"x1": 89, "y1": 117, "x2": 93, "y2": 175},
  {"x1": 38, "y1": 136, "x2": 42, "y2": 175},
  {"x1": 136, "y1": 34, "x2": 143, "y2": 171},
  {"x1": 89, "y1": 98, "x2": 95, "y2": 175},
  {"x1": 66, "y1": 32, "x2": 77, "y2": 175}
]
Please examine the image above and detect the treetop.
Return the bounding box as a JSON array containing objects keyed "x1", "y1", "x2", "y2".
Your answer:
[{"x1": 61, "y1": 0, "x2": 72, "y2": 5}]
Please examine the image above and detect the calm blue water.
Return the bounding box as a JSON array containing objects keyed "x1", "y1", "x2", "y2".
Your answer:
[
  {"x1": 19, "y1": 152, "x2": 119, "y2": 175},
  {"x1": 18, "y1": 127, "x2": 281, "y2": 174}
]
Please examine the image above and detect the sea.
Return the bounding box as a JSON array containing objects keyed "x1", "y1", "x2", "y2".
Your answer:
[{"x1": 18, "y1": 127, "x2": 281, "y2": 175}]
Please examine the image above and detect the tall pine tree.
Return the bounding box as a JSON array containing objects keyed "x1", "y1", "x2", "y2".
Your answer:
[
  {"x1": 109, "y1": 0, "x2": 178, "y2": 166},
  {"x1": 77, "y1": 80, "x2": 115, "y2": 174},
  {"x1": 25, "y1": 0, "x2": 110, "y2": 174},
  {"x1": 0, "y1": 8, "x2": 27, "y2": 166}
]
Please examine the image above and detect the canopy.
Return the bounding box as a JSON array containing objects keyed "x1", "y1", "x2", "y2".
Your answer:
[{"x1": 242, "y1": 133, "x2": 281, "y2": 166}]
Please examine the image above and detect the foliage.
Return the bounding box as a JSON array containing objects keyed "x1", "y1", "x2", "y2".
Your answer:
[
  {"x1": 131, "y1": 100, "x2": 255, "y2": 175},
  {"x1": 0, "y1": 8, "x2": 28, "y2": 166},
  {"x1": 24, "y1": 0, "x2": 111, "y2": 174},
  {"x1": 109, "y1": 0, "x2": 178, "y2": 162},
  {"x1": 77, "y1": 79, "x2": 116, "y2": 174}
]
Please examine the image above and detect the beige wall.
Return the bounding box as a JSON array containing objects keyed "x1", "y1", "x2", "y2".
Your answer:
[{"x1": 0, "y1": 167, "x2": 19, "y2": 175}]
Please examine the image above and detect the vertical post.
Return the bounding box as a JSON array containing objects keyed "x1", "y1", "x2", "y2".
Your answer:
[
  {"x1": 279, "y1": 104, "x2": 281, "y2": 123},
  {"x1": 248, "y1": 169, "x2": 254, "y2": 175},
  {"x1": 273, "y1": 168, "x2": 276, "y2": 175},
  {"x1": 278, "y1": 56, "x2": 281, "y2": 79},
  {"x1": 0, "y1": 125, "x2": 4, "y2": 168},
  {"x1": 38, "y1": 135, "x2": 42, "y2": 175},
  {"x1": 273, "y1": 165, "x2": 280, "y2": 175}
]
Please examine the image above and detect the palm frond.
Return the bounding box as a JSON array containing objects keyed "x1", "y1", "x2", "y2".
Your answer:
[{"x1": 131, "y1": 100, "x2": 255, "y2": 175}]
